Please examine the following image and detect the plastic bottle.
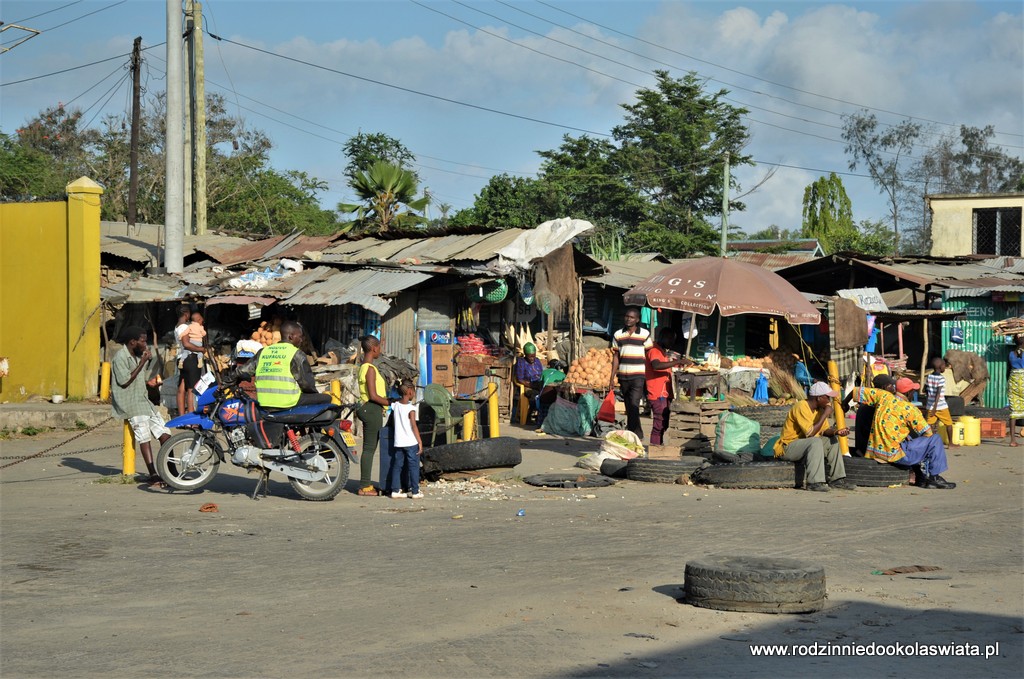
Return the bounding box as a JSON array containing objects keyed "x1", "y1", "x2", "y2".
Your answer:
[
  {"x1": 703, "y1": 342, "x2": 716, "y2": 365},
  {"x1": 704, "y1": 343, "x2": 721, "y2": 371}
]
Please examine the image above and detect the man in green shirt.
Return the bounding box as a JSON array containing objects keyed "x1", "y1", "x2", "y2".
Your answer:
[{"x1": 111, "y1": 326, "x2": 171, "y2": 486}]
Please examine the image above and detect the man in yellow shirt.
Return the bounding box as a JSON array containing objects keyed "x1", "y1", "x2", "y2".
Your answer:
[{"x1": 773, "y1": 381, "x2": 856, "y2": 492}]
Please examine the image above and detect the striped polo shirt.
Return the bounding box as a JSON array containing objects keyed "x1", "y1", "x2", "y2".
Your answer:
[{"x1": 613, "y1": 326, "x2": 653, "y2": 377}]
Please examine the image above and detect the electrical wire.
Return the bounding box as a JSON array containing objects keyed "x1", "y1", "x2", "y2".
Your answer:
[
  {"x1": 535, "y1": 0, "x2": 1023, "y2": 140},
  {"x1": 1, "y1": 42, "x2": 165, "y2": 87},
  {"x1": 0, "y1": 0, "x2": 126, "y2": 47},
  {"x1": 63, "y1": 61, "x2": 129, "y2": 108},
  {"x1": 7, "y1": 0, "x2": 84, "y2": 25},
  {"x1": 81, "y1": 70, "x2": 131, "y2": 130}
]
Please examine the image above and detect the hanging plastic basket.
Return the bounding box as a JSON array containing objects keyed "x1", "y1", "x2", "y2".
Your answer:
[
  {"x1": 467, "y1": 278, "x2": 508, "y2": 304},
  {"x1": 519, "y1": 278, "x2": 535, "y2": 305}
]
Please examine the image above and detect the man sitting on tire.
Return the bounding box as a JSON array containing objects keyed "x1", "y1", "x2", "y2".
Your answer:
[
  {"x1": 773, "y1": 382, "x2": 856, "y2": 492},
  {"x1": 852, "y1": 385, "x2": 956, "y2": 490}
]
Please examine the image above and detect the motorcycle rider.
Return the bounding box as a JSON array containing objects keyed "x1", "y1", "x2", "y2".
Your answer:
[{"x1": 233, "y1": 320, "x2": 332, "y2": 408}]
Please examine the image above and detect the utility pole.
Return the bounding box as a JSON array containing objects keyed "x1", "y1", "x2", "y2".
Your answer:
[
  {"x1": 164, "y1": 0, "x2": 184, "y2": 272},
  {"x1": 720, "y1": 151, "x2": 730, "y2": 256},
  {"x1": 127, "y1": 36, "x2": 142, "y2": 234},
  {"x1": 182, "y1": 12, "x2": 193, "y2": 237},
  {"x1": 191, "y1": 1, "x2": 207, "y2": 235}
]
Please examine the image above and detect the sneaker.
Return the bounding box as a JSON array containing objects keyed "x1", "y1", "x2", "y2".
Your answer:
[
  {"x1": 806, "y1": 482, "x2": 830, "y2": 492},
  {"x1": 390, "y1": 491, "x2": 408, "y2": 499},
  {"x1": 829, "y1": 478, "x2": 858, "y2": 491},
  {"x1": 409, "y1": 492, "x2": 424, "y2": 499}
]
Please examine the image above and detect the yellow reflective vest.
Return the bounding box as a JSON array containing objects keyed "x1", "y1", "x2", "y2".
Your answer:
[{"x1": 254, "y1": 343, "x2": 301, "y2": 408}]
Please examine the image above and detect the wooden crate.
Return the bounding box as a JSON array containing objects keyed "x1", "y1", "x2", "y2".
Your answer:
[{"x1": 662, "y1": 401, "x2": 726, "y2": 455}]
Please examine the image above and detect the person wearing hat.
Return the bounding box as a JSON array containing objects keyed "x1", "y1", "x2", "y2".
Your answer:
[
  {"x1": 514, "y1": 343, "x2": 544, "y2": 423},
  {"x1": 773, "y1": 381, "x2": 855, "y2": 492},
  {"x1": 852, "y1": 383, "x2": 956, "y2": 489}
]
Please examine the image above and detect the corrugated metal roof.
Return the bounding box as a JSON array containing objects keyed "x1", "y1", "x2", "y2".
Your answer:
[
  {"x1": 320, "y1": 230, "x2": 527, "y2": 265},
  {"x1": 586, "y1": 259, "x2": 673, "y2": 290},
  {"x1": 730, "y1": 239, "x2": 822, "y2": 253},
  {"x1": 284, "y1": 267, "x2": 432, "y2": 314},
  {"x1": 100, "y1": 222, "x2": 250, "y2": 264},
  {"x1": 731, "y1": 252, "x2": 819, "y2": 270},
  {"x1": 944, "y1": 285, "x2": 1024, "y2": 299}
]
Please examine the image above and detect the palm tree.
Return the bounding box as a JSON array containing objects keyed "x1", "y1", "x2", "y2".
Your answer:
[{"x1": 338, "y1": 161, "x2": 429, "y2": 233}]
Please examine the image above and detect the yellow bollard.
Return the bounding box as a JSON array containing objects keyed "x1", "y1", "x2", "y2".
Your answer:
[
  {"x1": 463, "y1": 409, "x2": 476, "y2": 441},
  {"x1": 100, "y1": 362, "x2": 111, "y2": 401},
  {"x1": 827, "y1": 360, "x2": 850, "y2": 456},
  {"x1": 121, "y1": 421, "x2": 136, "y2": 476},
  {"x1": 487, "y1": 381, "x2": 499, "y2": 438},
  {"x1": 330, "y1": 379, "x2": 342, "y2": 406}
]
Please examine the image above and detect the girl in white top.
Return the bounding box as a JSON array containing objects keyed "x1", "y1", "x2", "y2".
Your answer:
[{"x1": 388, "y1": 382, "x2": 424, "y2": 499}]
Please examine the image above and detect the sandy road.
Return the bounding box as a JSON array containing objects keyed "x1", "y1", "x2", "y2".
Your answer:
[{"x1": 1, "y1": 422, "x2": 1021, "y2": 678}]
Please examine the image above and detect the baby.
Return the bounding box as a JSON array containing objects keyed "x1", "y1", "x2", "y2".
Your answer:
[{"x1": 187, "y1": 311, "x2": 206, "y2": 369}]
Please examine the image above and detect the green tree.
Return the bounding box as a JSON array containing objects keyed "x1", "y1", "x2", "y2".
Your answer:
[
  {"x1": 825, "y1": 219, "x2": 896, "y2": 256},
  {"x1": 343, "y1": 132, "x2": 416, "y2": 182},
  {"x1": 339, "y1": 160, "x2": 429, "y2": 233},
  {"x1": 452, "y1": 174, "x2": 565, "y2": 229},
  {"x1": 842, "y1": 111, "x2": 922, "y2": 253},
  {"x1": 801, "y1": 173, "x2": 854, "y2": 253},
  {"x1": 916, "y1": 125, "x2": 1024, "y2": 195},
  {"x1": 0, "y1": 131, "x2": 64, "y2": 199}
]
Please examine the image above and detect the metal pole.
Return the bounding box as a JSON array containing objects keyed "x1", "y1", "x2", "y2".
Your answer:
[
  {"x1": 164, "y1": 0, "x2": 185, "y2": 273},
  {"x1": 720, "y1": 151, "x2": 730, "y2": 256},
  {"x1": 487, "y1": 381, "x2": 499, "y2": 437},
  {"x1": 183, "y1": 1, "x2": 194, "y2": 236},
  {"x1": 127, "y1": 37, "x2": 142, "y2": 231},
  {"x1": 193, "y1": 1, "x2": 208, "y2": 235}
]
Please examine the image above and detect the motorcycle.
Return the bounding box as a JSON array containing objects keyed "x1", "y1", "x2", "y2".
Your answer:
[{"x1": 156, "y1": 382, "x2": 358, "y2": 501}]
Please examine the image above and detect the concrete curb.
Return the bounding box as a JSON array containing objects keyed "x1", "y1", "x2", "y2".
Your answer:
[{"x1": 0, "y1": 403, "x2": 113, "y2": 431}]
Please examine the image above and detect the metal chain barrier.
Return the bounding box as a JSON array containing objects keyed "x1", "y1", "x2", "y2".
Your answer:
[{"x1": 0, "y1": 416, "x2": 114, "y2": 469}]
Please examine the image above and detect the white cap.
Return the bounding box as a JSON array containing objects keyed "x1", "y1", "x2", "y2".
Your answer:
[{"x1": 809, "y1": 381, "x2": 839, "y2": 398}]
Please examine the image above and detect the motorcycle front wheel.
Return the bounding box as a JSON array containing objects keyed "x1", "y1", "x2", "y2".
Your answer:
[
  {"x1": 289, "y1": 435, "x2": 349, "y2": 501},
  {"x1": 157, "y1": 432, "x2": 222, "y2": 491}
]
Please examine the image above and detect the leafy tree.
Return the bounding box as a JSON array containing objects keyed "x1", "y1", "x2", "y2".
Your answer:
[
  {"x1": 343, "y1": 132, "x2": 416, "y2": 182},
  {"x1": 802, "y1": 173, "x2": 854, "y2": 243},
  {"x1": 915, "y1": 125, "x2": 1024, "y2": 195},
  {"x1": 452, "y1": 174, "x2": 564, "y2": 229},
  {"x1": 339, "y1": 161, "x2": 429, "y2": 233},
  {"x1": 212, "y1": 169, "x2": 337, "y2": 235},
  {"x1": 0, "y1": 132, "x2": 64, "y2": 199},
  {"x1": 842, "y1": 111, "x2": 922, "y2": 253},
  {"x1": 825, "y1": 219, "x2": 896, "y2": 256}
]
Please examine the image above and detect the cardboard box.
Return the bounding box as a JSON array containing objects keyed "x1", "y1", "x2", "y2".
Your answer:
[{"x1": 431, "y1": 344, "x2": 455, "y2": 388}]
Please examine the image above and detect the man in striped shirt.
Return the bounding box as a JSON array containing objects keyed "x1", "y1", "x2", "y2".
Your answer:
[{"x1": 610, "y1": 307, "x2": 653, "y2": 439}]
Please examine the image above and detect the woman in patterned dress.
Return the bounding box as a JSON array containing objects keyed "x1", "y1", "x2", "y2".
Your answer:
[{"x1": 1007, "y1": 335, "x2": 1024, "y2": 447}]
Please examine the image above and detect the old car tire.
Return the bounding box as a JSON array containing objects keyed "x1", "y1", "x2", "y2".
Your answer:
[
  {"x1": 691, "y1": 460, "x2": 801, "y2": 489},
  {"x1": 684, "y1": 555, "x2": 826, "y2": 614},
  {"x1": 625, "y1": 457, "x2": 707, "y2": 483},
  {"x1": 841, "y1": 456, "x2": 910, "y2": 487},
  {"x1": 522, "y1": 473, "x2": 616, "y2": 489},
  {"x1": 730, "y1": 406, "x2": 791, "y2": 428},
  {"x1": 599, "y1": 458, "x2": 629, "y2": 479},
  {"x1": 420, "y1": 437, "x2": 522, "y2": 475}
]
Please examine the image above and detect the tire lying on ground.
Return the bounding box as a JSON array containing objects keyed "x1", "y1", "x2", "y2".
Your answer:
[
  {"x1": 691, "y1": 460, "x2": 801, "y2": 489},
  {"x1": 842, "y1": 456, "x2": 910, "y2": 487},
  {"x1": 730, "y1": 406, "x2": 791, "y2": 428},
  {"x1": 522, "y1": 473, "x2": 616, "y2": 489},
  {"x1": 625, "y1": 457, "x2": 707, "y2": 483},
  {"x1": 420, "y1": 437, "x2": 522, "y2": 476},
  {"x1": 599, "y1": 458, "x2": 629, "y2": 479},
  {"x1": 684, "y1": 555, "x2": 827, "y2": 614}
]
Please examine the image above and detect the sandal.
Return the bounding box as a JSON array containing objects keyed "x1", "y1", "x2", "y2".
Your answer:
[
  {"x1": 146, "y1": 474, "x2": 167, "y2": 489},
  {"x1": 357, "y1": 486, "x2": 380, "y2": 497}
]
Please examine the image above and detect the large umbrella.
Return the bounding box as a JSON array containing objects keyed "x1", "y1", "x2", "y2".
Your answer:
[{"x1": 623, "y1": 257, "x2": 821, "y2": 325}]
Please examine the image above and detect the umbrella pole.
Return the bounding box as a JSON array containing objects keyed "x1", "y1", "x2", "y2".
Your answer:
[
  {"x1": 684, "y1": 312, "x2": 696, "y2": 359},
  {"x1": 715, "y1": 313, "x2": 722, "y2": 351}
]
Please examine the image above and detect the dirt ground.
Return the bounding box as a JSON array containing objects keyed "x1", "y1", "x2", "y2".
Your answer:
[{"x1": 1, "y1": 420, "x2": 1022, "y2": 678}]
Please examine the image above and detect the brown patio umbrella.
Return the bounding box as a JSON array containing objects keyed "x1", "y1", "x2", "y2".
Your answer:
[{"x1": 622, "y1": 257, "x2": 821, "y2": 325}]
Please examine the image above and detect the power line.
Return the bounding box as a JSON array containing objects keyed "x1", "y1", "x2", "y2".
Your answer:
[
  {"x1": 204, "y1": 30, "x2": 614, "y2": 139},
  {"x1": 0, "y1": 0, "x2": 126, "y2": 47},
  {"x1": 535, "y1": 0, "x2": 1023, "y2": 140},
  {"x1": 64, "y1": 62, "x2": 129, "y2": 108},
  {"x1": 81, "y1": 71, "x2": 131, "y2": 130},
  {"x1": 1, "y1": 42, "x2": 165, "y2": 87},
  {"x1": 7, "y1": 0, "x2": 83, "y2": 25}
]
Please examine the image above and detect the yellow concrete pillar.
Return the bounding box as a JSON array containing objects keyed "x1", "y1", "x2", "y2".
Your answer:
[
  {"x1": 65, "y1": 177, "x2": 103, "y2": 400},
  {"x1": 827, "y1": 360, "x2": 850, "y2": 456},
  {"x1": 487, "y1": 381, "x2": 499, "y2": 438},
  {"x1": 122, "y1": 421, "x2": 136, "y2": 475},
  {"x1": 330, "y1": 379, "x2": 342, "y2": 405},
  {"x1": 462, "y1": 409, "x2": 476, "y2": 441},
  {"x1": 99, "y1": 362, "x2": 111, "y2": 401}
]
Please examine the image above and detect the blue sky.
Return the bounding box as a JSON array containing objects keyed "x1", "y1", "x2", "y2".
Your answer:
[{"x1": 2, "y1": 0, "x2": 1022, "y2": 233}]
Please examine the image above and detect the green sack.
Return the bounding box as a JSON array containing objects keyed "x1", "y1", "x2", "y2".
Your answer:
[
  {"x1": 577, "y1": 392, "x2": 600, "y2": 436},
  {"x1": 714, "y1": 411, "x2": 761, "y2": 454},
  {"x1": 542, "y1": 397, "x2": 583, "y2": 436},
  {"x1": 759, "y1": 435, "x2": 780, "y2": 459}
]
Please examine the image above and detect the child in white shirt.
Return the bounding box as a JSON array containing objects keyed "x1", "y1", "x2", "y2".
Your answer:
[{"x1": 388, "y1": 381, "x2": 424, "y2": 499}]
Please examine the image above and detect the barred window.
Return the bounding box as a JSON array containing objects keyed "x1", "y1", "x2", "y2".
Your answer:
[{"x1": 973, "y1": 207, "x2": 1022, "y2": 256}]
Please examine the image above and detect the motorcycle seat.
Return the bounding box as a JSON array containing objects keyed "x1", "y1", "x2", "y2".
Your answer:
[{"x1": 258, "y1": 403, "x2": 340, "y2": 425}]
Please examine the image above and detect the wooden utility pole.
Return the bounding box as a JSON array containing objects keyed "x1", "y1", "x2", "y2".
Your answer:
[
  {"x1": 127, "y1": 36, "x2": 143, "y2": 233},
  {"x1": 192, "y1": 1, "x2": 207, "y2": 235}
]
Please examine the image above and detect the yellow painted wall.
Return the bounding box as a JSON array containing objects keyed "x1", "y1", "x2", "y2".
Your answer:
[
  {"x1": 0, "y1": 178, "x2": 102, "y2": 402},
  {"x1": 930, "y1": 195, "x2": 1024, "y2": 257}
]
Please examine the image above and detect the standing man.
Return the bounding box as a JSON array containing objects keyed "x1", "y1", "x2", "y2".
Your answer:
[
  {"x1": 111, "y1": 326, "x2": 171, "y2": 486},
  {"x1": 773, "y1": 382, "x2": 855, "y2": 492},
  {"x1": 645, "y1": 327, "x2": 691, "y2": 446},
  {"x1": 610, "y1": 307, "x2": 653, "y2": 440},
  {"x1": 234, "y1": 321, "x2": 332, "y2": 408}
]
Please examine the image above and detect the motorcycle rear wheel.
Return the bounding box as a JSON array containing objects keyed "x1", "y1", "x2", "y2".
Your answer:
[
  {"x1": 289, "y1": 436, "x2": 348, "y2": 501},
  {"x1": 157, "y1": 432, "x2": 221, "y2": 491}
]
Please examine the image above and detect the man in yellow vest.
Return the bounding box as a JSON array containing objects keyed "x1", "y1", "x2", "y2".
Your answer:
[{"x1": 236, "y1": 321, "x2": 331, "y2": 408}]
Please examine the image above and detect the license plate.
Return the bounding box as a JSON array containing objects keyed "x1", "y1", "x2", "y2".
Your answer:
[{"x1": 341, "y1": 432, "x2": 356, "y2": 448}]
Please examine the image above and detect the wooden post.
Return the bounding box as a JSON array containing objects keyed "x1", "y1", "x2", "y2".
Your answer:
[
  {"x1": 827, "y1": 360, "x2": 849, "y2": 455},
  {"x1": 684, "y1": 311, "x2": 697, "y2": 359},
  {"x1": 920, "y1": 318, "x2": 929, "y2": 383},
  {"x1": 487, "y1": 381, "x2": 499, "y2": 437}
]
